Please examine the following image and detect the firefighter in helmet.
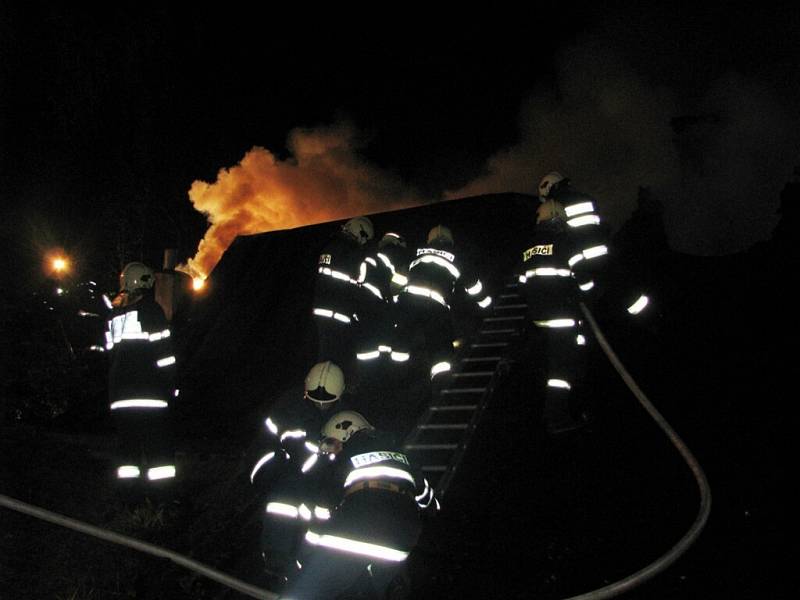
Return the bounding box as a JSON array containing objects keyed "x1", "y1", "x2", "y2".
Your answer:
[
  {"x1": 105, "y1": 262, "x2": 177, "y2": 489},
  {"x1": 312, "y1": 216, "x2": 375, "y2": 376},
  {"x1": 353, "y1": 231, "x2": 412, "y2": 395},
  {"x1": 249, "y1": 361, "x2": 359, "y2": 588},
  {"x1": 394, "y1": 225, "x2": 492, "y2": 383},
  {"x1": 283, "y1": 410, "x2": 437, "y2": 599},
  {"x1": 537, "y1": 171, "x2": 651, "y2": 316}
]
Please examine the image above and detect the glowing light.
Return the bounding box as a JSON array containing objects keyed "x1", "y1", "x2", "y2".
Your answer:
[
  {"x1": 117, "y1": 466, "x2": 140, "y2": 479},
  {"x1": 250, "y1": 452, "x2": 276, "y2": 482},
  {"x1": 304, "y1": 531, "x2": 409, "y2": 562},
  {"x1": 147, "y1": 466, "x2": 176, "y2": 480},
  {"x1": 548, "y1": 379, "x2": 572, "y2": 389},
  {"x1": 628, "y1": 295, "x2": 650, "y2": 315},
  {"x1": 192, "y1": 277, "x2": 206, "y2": 291},
  {"x1": 534, "y1": 319, "x2": 576, "y2": 328},
  {"x1": 110, "y1": 399, "x2": 168, "y2": 409},
  {"x1": 46, "y1": 252, "x2": 72, "y2": 279}
]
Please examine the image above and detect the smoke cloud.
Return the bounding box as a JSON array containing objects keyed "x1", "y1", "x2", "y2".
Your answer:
[
  {"x1": 447, "y1": 31, "x2": 800, "y2": 255},
  {"x1": 181, "y1": 123, "x2": 423, "y2": 279}
]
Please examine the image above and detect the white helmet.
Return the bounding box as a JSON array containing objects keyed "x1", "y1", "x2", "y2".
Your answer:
[
  {"x1": 427, "y1": 225, "x2": 454, "y2": 246},
  {"x1": 120, "y1": 262, "x2": 155, "y2": 292},
  {"x1": 322, "y1": 410, "x2": 373, "y2": 443},
  {"x1": 342, "y1": 216, "x2": 374, "y2": 245},
  {"x1": 378, "y1": 232, "x2": 406, "y2": 249},
  {"x1": 538, "y1": 171, "x2": 566, "y2": 200},
  {"x1": 304, "y1": 361, "x2": 345, "y2": 407}
]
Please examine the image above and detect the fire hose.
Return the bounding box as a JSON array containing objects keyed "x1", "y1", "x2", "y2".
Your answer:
[
  {"x1": 560, "y1": 303, "x2": 713, "y2": 600},
  {"x1": 0, "y1": 302, "x2": 710, "y2": 600},
  {"x1": 0, "y1": 493, "x2": 277, "y2": 600}
]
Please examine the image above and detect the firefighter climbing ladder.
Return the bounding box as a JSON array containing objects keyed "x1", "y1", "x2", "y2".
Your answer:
[
  {"x1": 1, "y1": 280, "x2": 711, "y2": 600},
  {"x1": 402, "y1": 279, "x2": 527, "y2": 498}
]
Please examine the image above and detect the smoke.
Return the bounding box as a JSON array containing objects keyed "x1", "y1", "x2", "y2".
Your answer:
[
  {"x1": 445, "y1": 43, "x2": 682, "y2": 226},
  {"x1": 181, "y1": 122, "x2": 423, "y2": 279},
  {"x1": 447, "y1": 28, "x2": 800, "y2": 255}
]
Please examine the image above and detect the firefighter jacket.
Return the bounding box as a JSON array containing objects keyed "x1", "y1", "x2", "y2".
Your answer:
[
  {"x1": 550, "y1": 188, "x2": 651, "y2": 317},
  {"x1": 314, "y1": 232, "x2": 367, "y2": 324},
  {"x1": 250, "y1": 389, "x2": 362, "y2": 522},
  {"x1": 553, "y1": 188, "x2": 610, "y2": 293},
  {"x1": 304, "y1": 428, "x2": 437, "y2": 563},
  {"x1": 357, "y1": 251, "x2": 392, "y2": 303},
  {"x1": 403, "y1": 243, "x2": 491, "y2": 310},
  {"x1": 374, "y1": 243, "x2": 410, "y2": 299},
  {"x1": 105, "y1": 290, "x2": 176, "y2": 410},
  {"x1": 516, "y1": 220, "x2": 585, "y2": 322}
]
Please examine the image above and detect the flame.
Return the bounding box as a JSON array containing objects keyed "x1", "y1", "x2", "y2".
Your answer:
[
  {"x1": 180, "y1": 123, "x2": 423, "y2": 279},
  {"x1": 192, "y1": 277, "x2": 206, "y2": 292}
]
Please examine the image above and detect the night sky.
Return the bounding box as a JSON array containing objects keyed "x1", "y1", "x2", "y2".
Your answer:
[
  {"x1": 1, "y1": 6, "x2": 795, "y2": 598},
  {"x1": 2, "y1": 5, "x2": 800, "y2": 285}
]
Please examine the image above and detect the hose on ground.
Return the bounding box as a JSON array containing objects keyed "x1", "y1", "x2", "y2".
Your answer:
[
  {"x1": 0, "y1": 493, "x2": 277, "y2": 600},
  {"x1": 561, "y1": 303, "x2": 712, "y2": 600}
]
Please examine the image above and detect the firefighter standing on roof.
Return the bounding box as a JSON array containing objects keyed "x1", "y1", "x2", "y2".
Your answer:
[
  {"x1": 105, "y1": 262, "x2": 177, "y2": 488},
  {"x1": 394, "y1": 225, "x2": 492, "y2": 382},
  {"x1": 282, "y1": 410, "x2": 437, "y2": 600},
  {"x1": 540, "y1": 172, "x2": 651, "y2": 317},
  {"x1": 516, "y1": 197, "x2": 589, "y2": 435},
  {"x1": 312, "y1": 216, "x2": 374, "y2": 374}
]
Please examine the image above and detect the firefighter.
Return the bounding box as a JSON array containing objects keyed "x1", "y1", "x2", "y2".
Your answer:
[
  {"x1": 539, "y1": 171, "x2": 651, "y2": 316},
  {"x1": 313, "y1": 216, "x2": 374, "y2": 376},
  {"x1": 105, "y1": 262, "x2": 177, "y2": 490},
  {"x1": 249, "y1": 361, "x2": 356, "y2": 587},
  {"x1": 394, "y1": 225, "x2": 492, "y2": 382},
  {"x1": 354, "y1": 232, "x2": 411, "y2": 388},
  {"x1": 283, "y1": 410, "x2": 438, "y2": 600}
]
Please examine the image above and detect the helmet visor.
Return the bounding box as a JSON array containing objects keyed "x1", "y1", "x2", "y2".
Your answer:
[{"x1": 305, "y1": 386, "x2": 338, "y2": 404}]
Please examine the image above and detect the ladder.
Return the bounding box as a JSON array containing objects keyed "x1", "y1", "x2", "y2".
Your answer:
[{"x1": 402, "y1": 280, "x2": 529, "y2": 499}]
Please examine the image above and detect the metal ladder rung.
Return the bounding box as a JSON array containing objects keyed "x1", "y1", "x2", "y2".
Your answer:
[
  {"x1": 461, "y1": 356, "x2": 501, "y2": 362},
  {"x1": 440, "y1": 387, "x2": 486, "y2": 394},
  {"x1": 417, "y1": 423, "x2": 469, "y2": 430},
  {"x1": 428, "y1": 404, "x2": 478, "y2": 411},
  {"x1": 484, "y1": 316, "x2": 524, "y2": 322},
  {"x1": 480, "y1": 328, "x2": 516, "y2": 334},
  {"x1": 495, "y1": 304, "x2": 527, "y2": 310},
  {"x1": 471, "y1": 342, "x2": 509, "y2": 348},
  {"x1": 452, "y1": 371, "x2": 494, "y2": 378},
  {"x1": 499, "y1": 293, "x2": 521, "y2": 299},
  {"x1": 404, "y1": 443, "x2": 459, "y2": 450}
]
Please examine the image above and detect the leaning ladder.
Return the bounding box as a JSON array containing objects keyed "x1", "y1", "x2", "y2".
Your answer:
[{"x1": 402, "y1": 280, "x2": 528, "y2": 499}]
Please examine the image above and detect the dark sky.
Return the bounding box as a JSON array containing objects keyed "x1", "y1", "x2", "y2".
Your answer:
[{"x1": 2, "y1": 5, "x2": 799, "y2": 283}]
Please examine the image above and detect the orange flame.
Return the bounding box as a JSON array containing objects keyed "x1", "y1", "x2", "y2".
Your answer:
[{"x1": 180, "y1": 123, "x2": 423, "y2": 280}]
